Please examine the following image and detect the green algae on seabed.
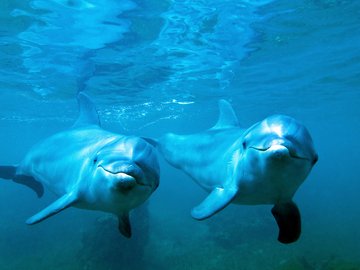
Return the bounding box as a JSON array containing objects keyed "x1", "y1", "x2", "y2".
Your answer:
[
  {"x1": 278, "y1": 256, "x2": 360, "y2": 270},
  {"x1": 326, "y1": 260, "x2": 360, "y2": 270}
]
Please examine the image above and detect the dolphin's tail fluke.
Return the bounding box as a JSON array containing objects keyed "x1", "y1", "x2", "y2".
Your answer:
[
  {"x1": 0, "y1": 166, "x2": 44, "y2": 198},
  {"x1": 0, "y1": 165, "x2": 16, "y2": 179}
]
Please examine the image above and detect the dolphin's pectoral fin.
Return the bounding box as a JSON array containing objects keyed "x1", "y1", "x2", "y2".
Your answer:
[
  {"x1": 191, "y1": 187, "x2": 238, "y2": 220},
  {"x1": 118, "y1": 212, "x2": 132, "y2": 238},
  {"x1": 26, "y1": 192, "x2": 78, "y2": 225},
  {"x1": 211, "y1": 99, "x2": 239, "y2": 130},
  {"x1": 73, "y1": 92, "x2": 100, "y2": 128},
  {"x1": 0, "y1": 166, "x2": 44, "y2": 198},
  {"x1": 13, "y1": 175, "x2": 44, "y2": 198},
  {"x1": 271, "y1": 201, "x2": 301, "y2": 244}
]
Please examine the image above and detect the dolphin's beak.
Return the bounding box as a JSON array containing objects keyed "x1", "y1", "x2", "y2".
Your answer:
[
  {"x1": 112, "y1": 173, "x2": 137, "y2": 189},
  {"x1": 98, "y1": 161, "x2": 150, "y2": 189},
  {"x1": 98, "y1": 166, "x2": 137, "y2": 189},
  {"x1": 266, "y1": 144, "x2": 290, "y2": 160}
]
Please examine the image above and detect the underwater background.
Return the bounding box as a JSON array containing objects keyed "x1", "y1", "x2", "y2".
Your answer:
[{"x1": 0, "y1": 0, "x2": 360, "y2": 269}]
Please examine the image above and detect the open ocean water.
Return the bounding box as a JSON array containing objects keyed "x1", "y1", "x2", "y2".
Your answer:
[{"x1": 0, "y1": 0, "x2": 360, "y2": 269}]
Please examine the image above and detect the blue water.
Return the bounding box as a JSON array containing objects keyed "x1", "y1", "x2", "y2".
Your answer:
[{"x1": 1, "y1": 0, "x2": 360, "y2": 269}]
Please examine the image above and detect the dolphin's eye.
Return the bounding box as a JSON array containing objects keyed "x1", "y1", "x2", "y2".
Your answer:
[
  {"x1": 242, "y1": 141, "x2": 247, "y2": 149},
  {"x1": 93, "y1": 157, "x2": 98, "y2": 164}
]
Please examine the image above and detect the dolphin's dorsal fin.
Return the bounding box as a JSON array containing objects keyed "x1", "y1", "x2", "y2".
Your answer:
[
  {"x1": 191, "y1": 186, "x2": 238, "y2": 220},
  {"x1": 73, "y1": 92, "x2": 100, "y2": 128},
  {"x1": 26, "y1": 192, "x2": 78, "y2": 225},
  {"x1": 211, "y1": 99, "x2": 239, "y2": 130}
]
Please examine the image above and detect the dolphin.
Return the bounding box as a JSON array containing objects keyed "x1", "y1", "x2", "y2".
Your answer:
[
  {"x1": 0, "y1": 93, "x2": 160, "y2": 238},
  {"x1": 154, "y1": 100, "x2": 318, "y2": 244}
]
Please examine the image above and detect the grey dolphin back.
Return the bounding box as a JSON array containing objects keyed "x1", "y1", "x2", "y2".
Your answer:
[
  {"x1": 24, "y1": 93, "x2": 96, "y2": 225},
  {"x1": 0, "y1": 165, "x2": 44, "y2": 197},
  {"x1": 191, "y1": 100, "x2": 240, "y2": 220},
  {"x1": 73, "y1": 92, "x2": 100, "y2": 128},
  {"x1": 143, "y1": 100, "x2": 239, "y2": 148},
  {"x1": 0, "y1": 92, "x2": 98, "y2": 197}
]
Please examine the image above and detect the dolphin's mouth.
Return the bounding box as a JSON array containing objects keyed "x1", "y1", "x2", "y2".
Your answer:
[
  {"x1": 249, "y1": 146, "x2": 311, "y2": 161},
  {"x1": 98, "y1": 165, "x2": 150, "y2": 188},
  {"x1": 100, "y1": 167, "x2": 136, "y2": 180},
  {"x1": 99, "y1": 165, "x2": 138, "y2": 178}
]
